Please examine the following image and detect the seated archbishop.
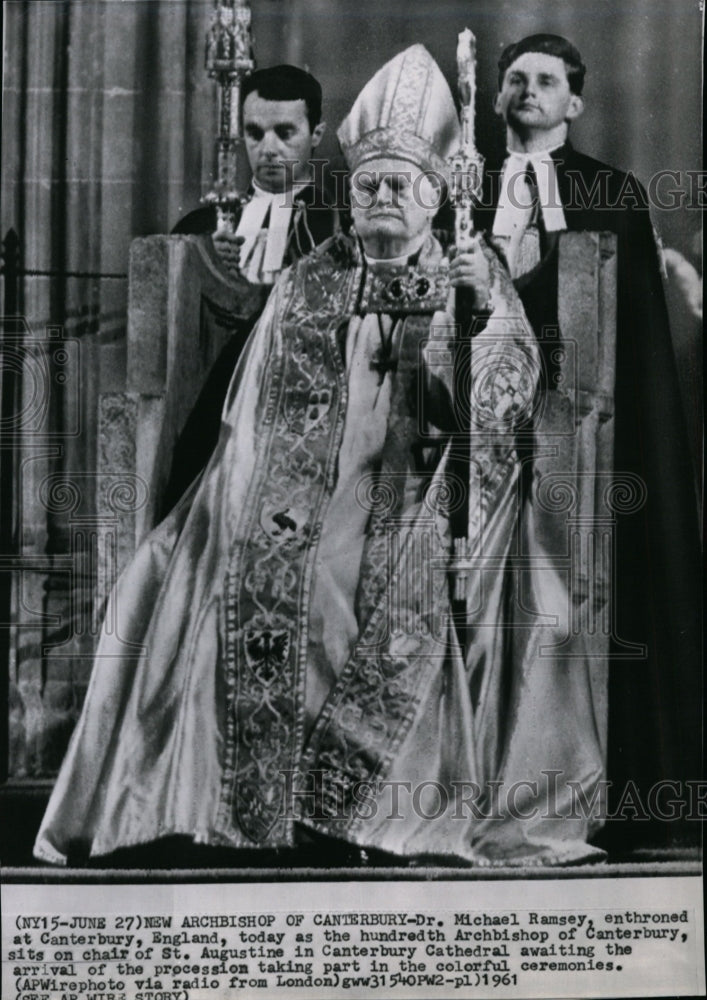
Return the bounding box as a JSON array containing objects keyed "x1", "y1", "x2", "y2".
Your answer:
[{"x1": 34, "y1": 45, "x2": 606, "y2": 868}]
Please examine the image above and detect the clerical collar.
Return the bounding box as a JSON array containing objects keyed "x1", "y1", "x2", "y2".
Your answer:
[
  {"x1": 493, "y1": 145, "x2": 567, "y2": 236},
  {"x1": 250, "y1": 178, "x2": 311, "y2": 202},
  {"x1": 505, "y1": 141, "x2": 564, "y2": 160},
  {"x1": 364, "y1": 240, "x2": 426, "y2": 268},
  {"x1": 365, "y1": 251, "x2": 409, "y2": 267}
]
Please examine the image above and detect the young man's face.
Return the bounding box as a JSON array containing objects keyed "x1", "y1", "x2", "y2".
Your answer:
[
  {"x1": 495, "y1": 52, "x2": 583, "y2": 135},
  {"x1": 242, "y1": 93, "x2": 325, "y2": 193}
]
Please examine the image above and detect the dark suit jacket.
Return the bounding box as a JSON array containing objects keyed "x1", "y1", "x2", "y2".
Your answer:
[{"x1": 478, "y1": 144, "x2": 701, "y2": 851}]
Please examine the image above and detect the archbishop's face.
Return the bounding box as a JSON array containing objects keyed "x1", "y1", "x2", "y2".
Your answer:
[{"x1": 350, "y1": 158, "x2": 439, "y2": 255}]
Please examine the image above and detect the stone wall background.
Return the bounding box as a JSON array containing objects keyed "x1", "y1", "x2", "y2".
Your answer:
[
  {"x1": 1, "y1": 0, "x2": 216, "y2": 778},
  {"x1": 0, "y1": 0, "x2": 702, "y2": 779}
]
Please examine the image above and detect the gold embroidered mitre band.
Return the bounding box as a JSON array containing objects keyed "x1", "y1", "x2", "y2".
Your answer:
[{"x1": 337, "y1": 44, "x2": 460, "y2": 175}]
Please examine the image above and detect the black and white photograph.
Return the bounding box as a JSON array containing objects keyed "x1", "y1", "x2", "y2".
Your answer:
[{"x1": 1, "y1": 1, "x2": 704, "y2": 997}]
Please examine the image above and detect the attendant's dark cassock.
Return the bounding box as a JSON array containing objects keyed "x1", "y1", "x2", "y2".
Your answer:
[
  {"x1": 476, "y1": 143, "x2": 701, "y2": 852},
  {"x1": 162, "y1": 183, "x2": 339, "y2": 515},
  {"x1": 172, "y1": 180, "x2": 338, "y2": 252}
]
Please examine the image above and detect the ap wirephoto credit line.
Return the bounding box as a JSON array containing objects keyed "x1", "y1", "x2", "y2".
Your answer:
[{"x1": 0, "y1": 1, "x2": 703, "y2": 998}]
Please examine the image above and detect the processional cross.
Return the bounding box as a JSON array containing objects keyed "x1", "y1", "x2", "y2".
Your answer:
[{"x1": 204, "y1": 0, "x2": 256, "y2": 234}]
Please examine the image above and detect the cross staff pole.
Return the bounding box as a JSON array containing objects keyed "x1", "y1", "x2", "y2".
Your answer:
[
  {"x1": 449, "y1": 29, "x2": 484, "y2": 255},
  {"x1": 448, "y1": 29, "x2": 485, "y2": 607}
]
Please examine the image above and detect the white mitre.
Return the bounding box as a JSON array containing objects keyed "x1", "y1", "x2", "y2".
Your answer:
[{"x1": 337, "y1": 44, "x2": 461, "y2": 174}]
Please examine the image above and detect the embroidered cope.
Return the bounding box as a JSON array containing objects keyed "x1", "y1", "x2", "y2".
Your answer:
[{"x1": 34, "y1": 233, "x2": 606, "y2": 867}]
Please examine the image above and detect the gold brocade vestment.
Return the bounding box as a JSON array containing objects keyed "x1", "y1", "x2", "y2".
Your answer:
[{"x1": 34, "y1": 233, "x2": 605, "y2": 866}]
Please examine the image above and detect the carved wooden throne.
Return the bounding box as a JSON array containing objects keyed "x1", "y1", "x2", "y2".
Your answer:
[{"x1": 94, "y1": 235, "x2": 261, "y2": 603}]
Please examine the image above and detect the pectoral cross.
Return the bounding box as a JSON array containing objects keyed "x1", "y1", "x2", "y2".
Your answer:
[{"x1": 369, "y1": 314, "x2": 398, "y2": 385}]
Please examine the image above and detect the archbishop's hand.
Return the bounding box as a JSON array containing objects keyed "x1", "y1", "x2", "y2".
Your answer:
[
  {"x1": 213, "y1": 230, "x2": 245, "y2": 280},
  {"x1": 448, "y1": 239, "x2": 492, "y2": 312}
]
